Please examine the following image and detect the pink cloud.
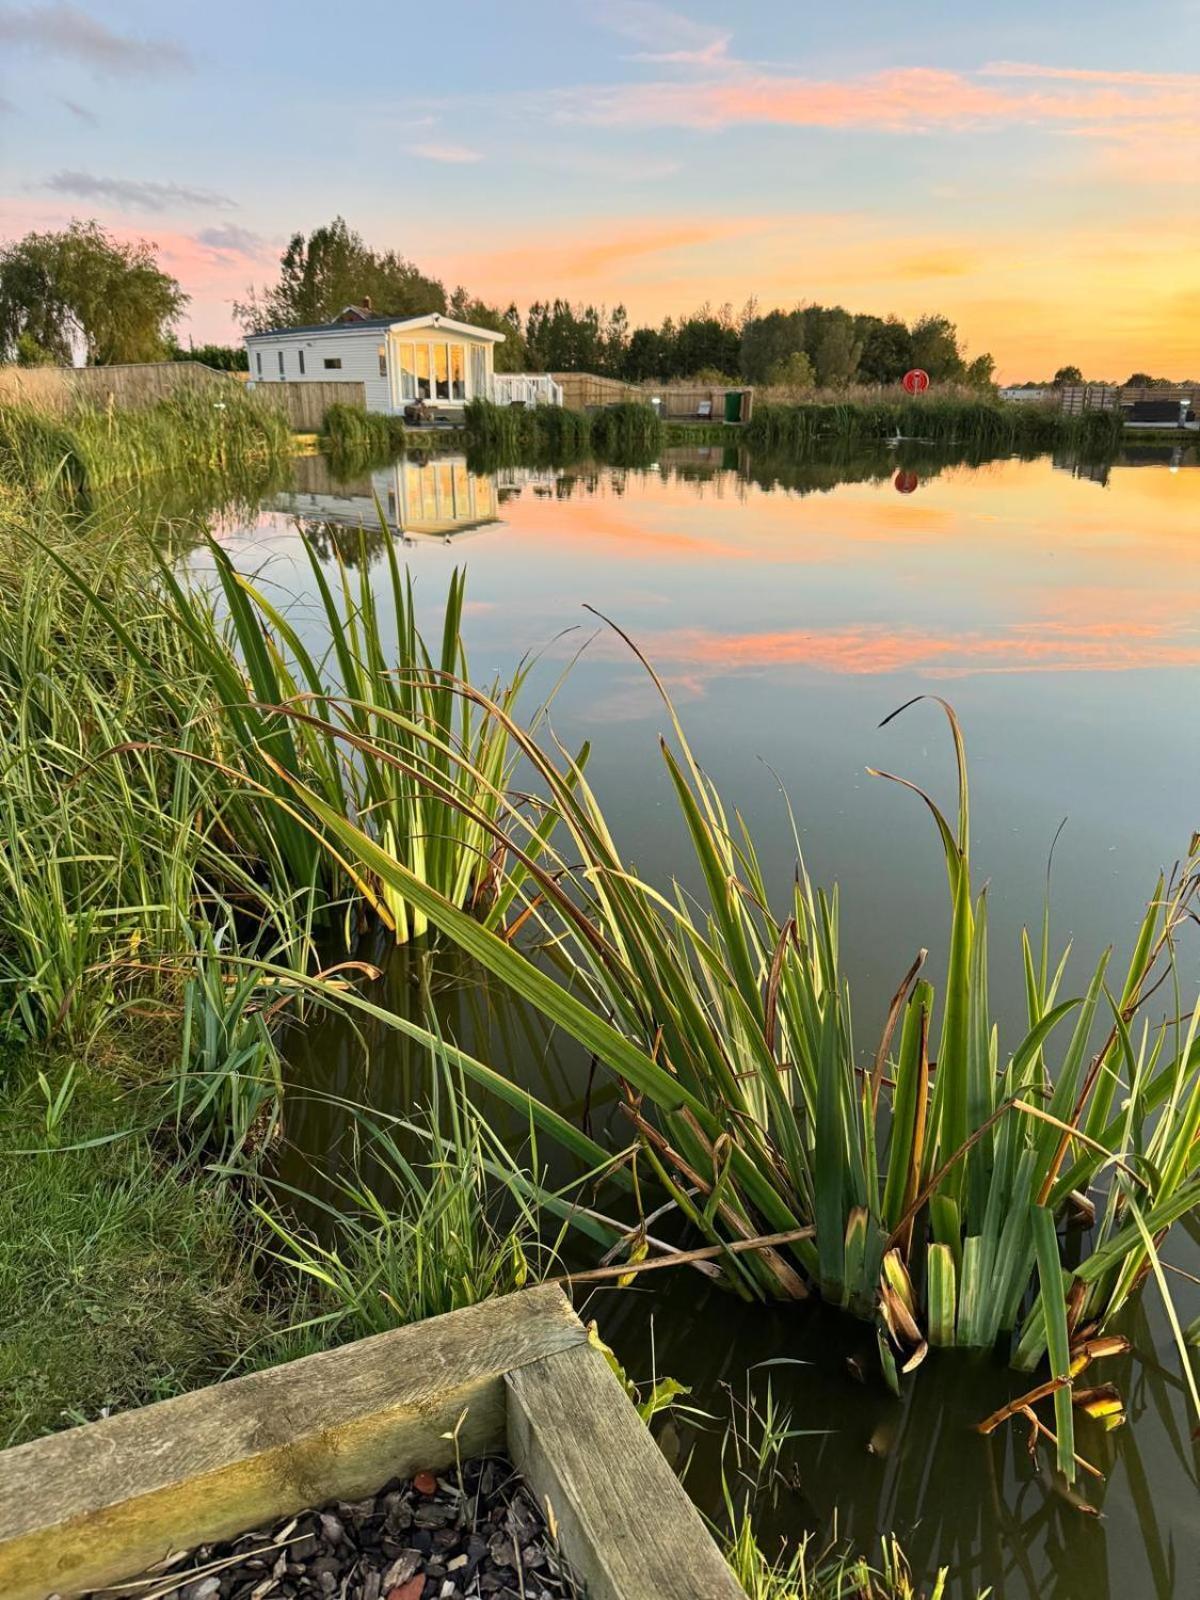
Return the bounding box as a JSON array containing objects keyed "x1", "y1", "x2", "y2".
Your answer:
[
  {"x1": 544, "y1": 64, "x2": 1200, "y2": 138},
  {"x1": 407, "y1": 142, "x2": 483, "y2": 164},
  {"x1": 980, "y1": 61, "x2": 1200, "y2": 88}
]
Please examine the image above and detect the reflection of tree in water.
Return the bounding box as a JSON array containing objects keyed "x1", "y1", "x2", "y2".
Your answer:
[{"x1": 298, "y1": 516, "x2": 395, "y2": 569}]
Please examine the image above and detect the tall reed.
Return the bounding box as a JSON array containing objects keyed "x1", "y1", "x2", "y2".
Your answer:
[
  {"x1": 745, "y1": 397, "x2": 1123, "y2": 455},
  {"x1": 323, "y1": 402, "x2": 406, "y2": 469},
  {"x1": 0, "y1": 387, "x2": 293, "y2": 501},
  {"x1": 244, "y1": 651, "x2": 1200, "y2": 1468}
]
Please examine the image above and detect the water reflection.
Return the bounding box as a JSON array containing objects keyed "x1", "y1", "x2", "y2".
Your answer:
[
  {"x1": 200, "y1": 441, "x2": 1200, "y2": 1600},
  {"x1": 268, "y1": 452, "x2": 501, "y2": 546}
]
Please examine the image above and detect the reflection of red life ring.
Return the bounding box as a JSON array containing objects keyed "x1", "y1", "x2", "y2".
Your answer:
[
  {"x1": 902, "y1": 368, "x2": 930, "y2": 395},
  {"x1": 894, "y1": 469, "x2": 919, "y2": 494}
]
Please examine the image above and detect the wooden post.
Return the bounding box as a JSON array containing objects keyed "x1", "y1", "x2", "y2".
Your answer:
[{"x1": 507, "y1": 1341, "x2": 744, "y2": 1600}]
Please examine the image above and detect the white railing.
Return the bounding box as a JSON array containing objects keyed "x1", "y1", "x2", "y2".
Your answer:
[{"x1": 489, "y1": 373, "x2": 564, "y2": 408}]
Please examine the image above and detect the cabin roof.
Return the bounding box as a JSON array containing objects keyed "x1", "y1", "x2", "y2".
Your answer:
[{"x1": 245, "y1": 313, "x2": 504, "y2": 343}]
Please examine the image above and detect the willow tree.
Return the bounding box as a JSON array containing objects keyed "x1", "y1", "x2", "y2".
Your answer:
[{"x1": 0, "y1": 221, "x2": 187, "y2": 366}]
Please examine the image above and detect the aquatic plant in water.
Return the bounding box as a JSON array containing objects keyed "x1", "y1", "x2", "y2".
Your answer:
[{"x1": 247, "y1": 639, "x2": 1200, "y2": 1483}]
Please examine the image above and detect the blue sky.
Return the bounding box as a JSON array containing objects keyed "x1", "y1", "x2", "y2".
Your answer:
[{"x1": 2, "y1": 0, "x2": 1198, "y2": 376}]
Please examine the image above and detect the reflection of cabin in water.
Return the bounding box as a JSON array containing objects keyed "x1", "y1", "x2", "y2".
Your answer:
[{"x1": 273, "y1": 455, "x2": 499, "y2": 542}]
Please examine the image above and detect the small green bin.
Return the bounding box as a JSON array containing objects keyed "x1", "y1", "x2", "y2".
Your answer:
[{"x1": 723, "y1": 390, "x2": 743, "y2": 423}]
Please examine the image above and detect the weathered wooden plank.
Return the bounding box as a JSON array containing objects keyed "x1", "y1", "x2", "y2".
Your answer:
[
  {"x1": 0, "y1": 1285, "x2": 583, "y2": 1600},
  {"x1": 506, "y1": 1340, "x2": 744, "y2": 1600}
]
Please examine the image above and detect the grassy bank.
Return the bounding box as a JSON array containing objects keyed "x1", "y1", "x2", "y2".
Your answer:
[
  {"x1": 0, "y1": 1035, "x2": 300, "y2": 1447},
  {"x1": 0, "y1": 487, "x2": 564, "y2": 1444},
  {"x1": 0, "y1": 387, "x2": 293, "y2": 503}
]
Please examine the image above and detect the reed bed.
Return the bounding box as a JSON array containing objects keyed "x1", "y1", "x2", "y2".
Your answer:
[
  {"x1": 464, "y1": 396, "x2": 662, "y2": 461},
  {"x1": 464, "y1": 396, "x2": 593, "y2": 455},
  {"x1": 152, "y1": 528, "x2": 558, "y2": 944},
  {"x1": 745, "y1": 397, "x2": 1123, "y2": 455},
  {"x1": 323, "y1": 402, "x2": 407, "y2": 469},
  {"x1": 0, "y1": 387, "x2": 293, "y2": 501},
  {"x1": 253, "y1": 654, "x2": 1200, "y2": 1478}
]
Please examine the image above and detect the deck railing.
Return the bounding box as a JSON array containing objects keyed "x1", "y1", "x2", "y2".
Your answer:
[{"x1": 490, "y1": 373, "x2": 564, "y2": 407}]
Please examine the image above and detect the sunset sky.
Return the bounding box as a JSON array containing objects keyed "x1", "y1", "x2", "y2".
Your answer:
[{"x1": 2, "y1": 0, "x2": 1198, "y2": 380}]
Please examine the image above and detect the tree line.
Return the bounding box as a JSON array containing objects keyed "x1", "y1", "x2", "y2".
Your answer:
[
  {"x1": 11, "y1": 212, "x2": 1129, "y2": 391},
  {"x1": 230, "y1": 218, "x2": 994, "y2": 388}
]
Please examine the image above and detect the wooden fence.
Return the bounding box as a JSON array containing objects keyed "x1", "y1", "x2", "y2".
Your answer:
[
  {"x1": 246, "y1": 379, "x2": 367, "y2": 432},
  {"x1": 1060, "y1": 383, "x2": 1195, "y2": 414},
  {"x1": 552, "y1": 371, "x2": 753, "y2": 421},
  {"x1": 0, "y1": 360, "x2": 238, "y2": 412},
  {"x1": 552, "y1": 372, "x2": 643, "y2": 411}
]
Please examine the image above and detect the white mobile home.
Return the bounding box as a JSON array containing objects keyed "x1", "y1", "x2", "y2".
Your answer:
[{"x1": 245, "y1": 305, "x2": 560, "y2": 415}]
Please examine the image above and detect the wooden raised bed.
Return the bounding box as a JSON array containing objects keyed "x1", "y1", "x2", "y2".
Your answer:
[{"x1": 0, "y1": 1285, "x2": 742, "y2": 1600}]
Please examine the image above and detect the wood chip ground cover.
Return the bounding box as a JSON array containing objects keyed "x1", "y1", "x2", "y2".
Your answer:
[{"x1": 76, "y1": 1456, "x2": 584, "y2": 1600}]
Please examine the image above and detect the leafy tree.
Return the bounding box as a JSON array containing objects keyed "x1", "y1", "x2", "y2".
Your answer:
[
  {"x1": 856, "y1": 316, "x2": 914, "y2": 384},
  {"x1": 0, "y1": 221, "x2": 186, "y2": 365},
  {"x1": 235, "y1": 217, "x2": 445, "y2": 331},
  {"x1": 806, "y1": 306, "x2": 864, "y2": 387},
  {"x1": 1125, "y1": 371, "x2": 1172, "y2": 388},
  {"x1": 965, "y1": 352, "x2": 997, "y2": 388},
  {"x1": 765, "y1": 350, "x2": 815, "y2": 392},
  {"x1": 672, "y1": 313, "x2": 740, "y2": 380},
  {"x1": 909, "y1": 314, "x2": 966, "y2": 381},
  {"x1": 1052, "y1": 365, "x2": 1083, "y2": 387},
  {"x1": 15, "y1": 331, "x2": 54, "y2": 367},
  {"x1": 166, "y1": 339, "x2": 248, "y2": 371},
  {"x1": 447, "y1": 288, "x2": 528, "y2": 371},
  {"x1": 623, "y1": 325, "x2": 667, "y2": 381},
  {"x1": 739, "y1": 309, "x2": 806, "y2": 383}
]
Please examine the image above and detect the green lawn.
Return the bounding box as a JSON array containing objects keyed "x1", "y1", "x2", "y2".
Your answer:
[{"x1": 0, "y1": 1038, "x2": 296, "y2": 1448}]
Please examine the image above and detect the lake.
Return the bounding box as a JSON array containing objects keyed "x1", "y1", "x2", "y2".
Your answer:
[{"x1": 197, "y1": 440, "x2": 1200, "y2": 1599}]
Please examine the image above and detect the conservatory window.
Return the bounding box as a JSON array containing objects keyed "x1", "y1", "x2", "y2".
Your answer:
[{"x1": 399, "y1": 344, "x2": 416, "y2": 399}]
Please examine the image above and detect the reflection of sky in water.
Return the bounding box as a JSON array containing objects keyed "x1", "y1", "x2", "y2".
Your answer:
[
  {"x1": 205, "y1": 449, "x2": 1200, "y2": 1027},
  {"x1": 197, "y1": 449, "x2": 1200, "y2": 1600}
]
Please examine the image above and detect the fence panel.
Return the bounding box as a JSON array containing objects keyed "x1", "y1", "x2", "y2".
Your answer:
[
  {"x1": 246, "y1": 379, "x2": 367, "y2": 431},
  {"x1": 0, "y1": 361, "x2": 238, "y2": 412}
]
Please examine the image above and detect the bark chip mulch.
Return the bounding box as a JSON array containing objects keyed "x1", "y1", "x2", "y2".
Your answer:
[{"x1": 77, "y1": 1455, "x2": 584, "y2": 1600}]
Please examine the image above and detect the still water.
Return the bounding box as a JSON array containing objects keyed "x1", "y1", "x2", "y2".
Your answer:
[{"x1": 201, "y1": 443, "x2": 1200, "y2": 1598}]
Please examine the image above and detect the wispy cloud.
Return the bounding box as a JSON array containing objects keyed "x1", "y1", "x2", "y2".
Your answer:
[
  {"x1": 406, "y1": 141, "x2": 483, "y2": 164},
  {"x1": 194, "y1": 224, "x2": 263, "y2": 257},
  {"x1": 980, "y1": 60, "x2": 1200, "y2": 88},
  {"x1": 0, "y1": 3, "x2": 191, "y2": 76},
  {"x1": 597, "y1": 1, "x2": 730, "y2": 65},
  {"x1": 58, "y1": 96, "x2": 97, "y2": 124},
  {"x1": 40, "y1": 170, "x2": 236, "y2": 212},
  {"x1": 542, "y1": 65, "x2": 1200, "y2": 136}
]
